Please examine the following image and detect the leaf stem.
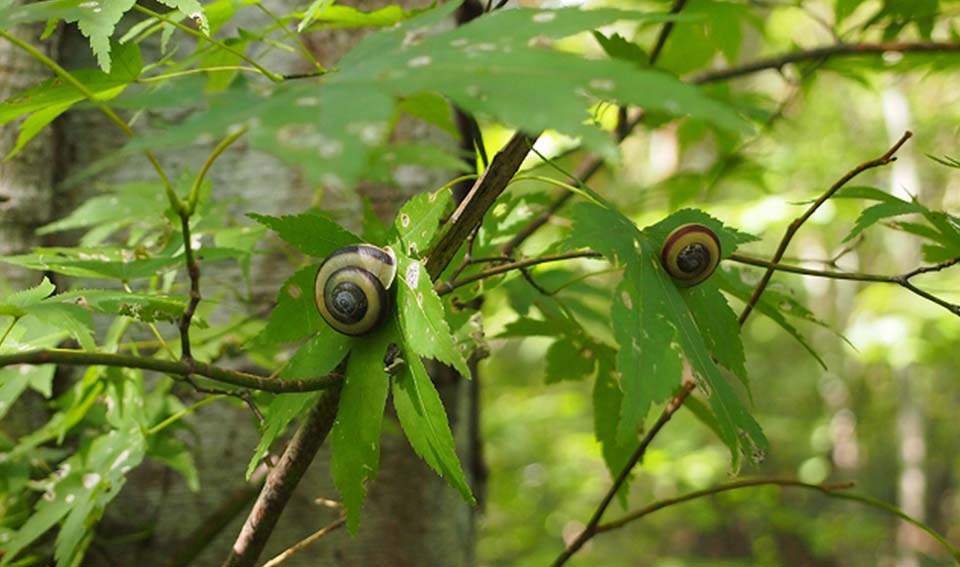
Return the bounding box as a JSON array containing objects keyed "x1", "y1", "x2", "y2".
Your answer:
[
  {"x1": 258, "y1": 516, "x2": 346, "y2": 567},
  {"x1": 132, "y1": 5, "x2": 284, "y2": 82},
  {"x1": 551, "y1": 381, "x2": 697, "y2": 567},
  {"x1": 0, "y1": 317, "x2": 19, "y2": 350},
  {"x1": 188, "y1": 127, "x2": 248, "y2": 214},
  {"x1": 147, "y1": 394, "x2": 223, "y2": 435},
  {"x1": 738, "y1": 131, "x2": 913, "y2": 325},
  {"x1": 253, "y1": 1, "x2": 326, "y2": 74},
  {"x1": 0, "y1": 349, "x2": 341, "y2": 393},
  {"x1": 435, "y1": 250, "x2": 602, "y2": 295},
  {"x1": 138, "y1": 66, "x2": 262, "y2": 83}
]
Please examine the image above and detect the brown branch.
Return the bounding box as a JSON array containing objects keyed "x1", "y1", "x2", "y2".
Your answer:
[
  {"x1": 222, "y1": 387, "x2": 342, "y2": 567},
  {"x1": 738, "y1": 131, "x2": 913, "y2": 325},
  {"x1": 435, "y1": 250, "x2": 602, "y2": 295},
  {"x1": 550, "y1": 381, "x2": 697, "y2": 567},
  {"x1": 596, "y1": 478, "x2": 854, "y2": 534},
  {"x1": 259, "y1": 516, "x2": 346, "y2": 567},
  {"x1": 729, "y1": 253, "x2": 960, "y2": 316},
  {"x1": 692, "y1": 41, "x2": 960, "y2": 85},
  {"x1": 0, "y1": 349, "x2": 340, "y2": 392},
  {"x1": 426, "y1": 131, "x2": 539, "y2": 278},
  {"x1": 163, "y1": 467, "x2": 270, "y2": 567}
]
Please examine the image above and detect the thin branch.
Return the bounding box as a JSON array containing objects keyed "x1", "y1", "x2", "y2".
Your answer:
[
  {"x1": 426, "y1": 132, "x2": 539, "y2": 278},
  {"x1": 0, "y1": 350, "x2": 341, "y2": 393},
  {"x1": 692, "y1": 41, "x2": 960, "y2": 85},
  {"x1": 730, "y1": 253, "x2": 960, "y2": 318},
  {"x1": 222, "y1": 387, "x2": 342, "y2": 567},
  {"x1": 435, "y1": 250, "x2": 602, "y2": 295},
  {"x1": 259, "y1": 516, "x2": 346, "y2": 567},
  {"x1": 596, "y1": 478, "x2": 854, "y2": 533},
  {"x1": 738, "y1": 131, "x2": 913, "y2": 325},
  {"x1": 551, "y1": 381, "x2": 697, "y2": 567},
  {"x1": 132, "y1": 4, "x2": 284, "y2": 82}
]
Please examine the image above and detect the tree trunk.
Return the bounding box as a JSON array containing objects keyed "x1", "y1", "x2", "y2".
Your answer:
[{"x1": 3, "y1": 2, "x2": 478, "y2": 565}]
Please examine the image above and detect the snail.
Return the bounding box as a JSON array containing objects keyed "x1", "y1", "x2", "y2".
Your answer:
[
  {"x1": 315, "y1": 244, "x2": 397, "y2": 336},
  {"x1": 660, "y1": 224, "x2": 721, "y2": 287}
]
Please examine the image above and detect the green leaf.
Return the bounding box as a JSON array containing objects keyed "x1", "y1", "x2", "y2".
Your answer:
[
  {"x1": 568, "y1": 203, "x2": 766, "y2": 463},
  {"x1": 297, "y1": 0, "x2": 334, "y2": 31},
  {"x1": 682, "y1": 283, "x2": 748, "y2": 389},
  {"x1": 396, "y1": 250, "x2": 470, "y2": 377},
  {"x1": 51, "y1": 289, "x2": 187, "y2": 324},
  {"x1": 393, "y1": 346, "x2": 475, "y2": 505},
  {"x1": 0, "y1": 0, "x2": 91, "y2": 30},
  {"x1": 129, "y1": 4, "x2": 748, "y2": 187},
  {"x1": 245, "y1": 328, "x2": 352, "y2": 478},
  {"x1": 250, "y1": 212, "x2": 358, "y2": 258},
  {"x1": 329, "y1": 322, "x2": 394, "y2": 533},
  {"x1": 157, "y1": 0, "x2": 208, "y2": 33},
  {"x1": 396, "y1": 92, "x2": 457, "y2": 136},
  {"x1": 4, "y1": 277, "x2": 55, "y2": 308},
  {"x1": 4, "y1": 100, "x2": 72, "y2": 160},
  {"x1": 0, "y1": 247, "x2": 182, "y2": 280},
  {"x1": 592, "y1": 31, "x2": 648, "y2": 67},
  {"x1": 23, "y1": 303, "x2": 95, "y2": 351},
  {"x1": 844, "y1": 200, "x2": 923, "y2": 242},
  {"x1": 714, "y1": 267, "x2": 828, "y2": 370},
  {"x1": 255, "y1": 265, "x2": 324, "y2": 345},
  {"x1": 592, "y1": 346, "x2": 633, "y2": 496},
  {"x1": 301, "y1": 3, "x2": 411, "y2": 29},
  {"x1": 148, "y1": 434, "x2": 200, "y2": 492},
  {"x1": 545, "y1": 338, "x2": 596, "y2": 384},
  {"x1": 394, "y1": 190, "x2": 451, "y2": 257}
]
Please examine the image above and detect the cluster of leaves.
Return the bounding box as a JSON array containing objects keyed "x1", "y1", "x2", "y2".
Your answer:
[{"x1": 2, "y1": 0, "x2": 960, "y2": 565}]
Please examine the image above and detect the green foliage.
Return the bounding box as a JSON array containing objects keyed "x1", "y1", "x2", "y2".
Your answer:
[{"x1": 2, "y1": 0, "x2": 960, "y2": 564}]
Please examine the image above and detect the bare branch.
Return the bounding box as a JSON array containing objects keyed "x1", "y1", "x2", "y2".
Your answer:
[
  {"x1": 738, "y1": 131, "x2": 913, "y2": 325},
  {"x1": 597, "y1": 478, "x2": 854, "y2": 534},
  {"x1": 259, "y1": 516, "x2": 346, "y2": 567},
  {"x1": 222, "y1": 388, "x2": 342, "y2": 567},
  {"x1": 550, "y1": 381, "x2": 697, "y2": 567},
  {"x1": 0, "y1": 350, "x2": 341, "y2": 393},
  {"x1": 435, "y1": 250, "x2": 602, "y2": 295}
]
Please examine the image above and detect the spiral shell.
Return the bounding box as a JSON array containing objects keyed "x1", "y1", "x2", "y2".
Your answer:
[
  {"x1": 315, "y1": 244, "x2": 397, "y2": 336},
  {"x1": 660, "y1": 224, "x2": 721, "y2": 287}
]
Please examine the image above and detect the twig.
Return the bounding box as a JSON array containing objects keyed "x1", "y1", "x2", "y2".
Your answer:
[
  {"x1": 729, "y1": 253, "x2": 960, "y2": 316},
  {"x1": 426, "y1": 132, "x2": 539, "y2": 278},
  {"x1": 596, "y1": 478, "x2": 854, "y2": 533},
  {"x1": 738, "y1": 131, "x2": 913, "y2": 325},
  {"x1": 691, "y1": 41, "x2": 960, "y2": 84},
  {"x1": 259, "y1": 516, "x2": 346, "y2": 567},
  {"x1": 162, "y1": 466, "x2": 270, "y2": 567},
  {"x1": 0, "y1": 350, "x2": 341, "y2": 393},
  {"x1": 222, "y1": 387, "x2": 342, "y2": 567},
  {"x1": 435, "y1": 250, "x2": 602, "y2": 295},
  {"x1": 550, "y1": 381, "x2": 696, "y2": 567}
]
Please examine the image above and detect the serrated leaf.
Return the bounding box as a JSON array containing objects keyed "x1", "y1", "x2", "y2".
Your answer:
[
  {"x1": 393, "y1": 346, "x2": 475, "y2": 505},
  {"x1": 330, "y1": 322, "x2": 394, "y2": 533},
  {"x1": 301, "y1": 3, "x2": 410, "y2": 29},
  {"x1": 127, "y1": 4, "x2": 747, "y2": 187},
  {"x1": 297, "y1": 0, "x2": 334, "y2": 31},
  {"x1": 23, "y1": 303, "x2": 95, "y2": 351},
  {"x1": 51, "y1": 289, "x2": 187, "y2": 324},
  {"x1": 148, "y1": 434, "x2": 200, "y2": 492},
  {"x1": 682, "y1": 283, "x2": 748, "y2": 389},
  {"x1": 250, "y1": 212, "x2": 358, "y2": 258},
  {"x1": 4, "y1": 277, "x2": 55, "y2": 308},
  {"x1": 37, "y1": 182, "x2": 167, "y2": 237},
  {"x1": 394, "y1": 190, "x2": 451, "y2": 256},
  {"x1": 592, "y1": 31, "x2": 648, "y2": 67},
  {"x1": 157, "y1": 0, "x2": 208, "y2": 33},
  {"x1": 245, "y1": 328, "x2": 351, "y2": 478},
  {"x1": 255, "y1": 265, "x2": 324, "y2": 344},
  {"x1": 569, "y1": 203, "x2": 766, "y2": 462},
  {"x1": 0, "y1": 247, "x2": 182, "y2": 280},
  {"x1": 396, "y1": 92, "x2": 457, "y2": 135},
  {"x1": 396, "y1": 250, "x2": 470, "y2": 377},
  {"x1": 715, "y1": 270, "x2": 826, "y2": 369},
  {"x1": 592, "y1": 346, "x2": 633, "y2": 500},
  {"x1": 844, "y1": 201, "x2": 922, "y2": 242}
]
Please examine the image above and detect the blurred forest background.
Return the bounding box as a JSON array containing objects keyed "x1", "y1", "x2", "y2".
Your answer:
[{"x1": 474, "y1": 2, "x2": 960, "y2": 566}]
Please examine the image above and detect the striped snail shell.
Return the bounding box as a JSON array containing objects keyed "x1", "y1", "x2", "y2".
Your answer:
[
  {"x1": 660, "y1": 224, "x2": 721, "y2": 287},
  {"x1": 315, "y1": 244, "x2": 397, "y2": 336}
]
